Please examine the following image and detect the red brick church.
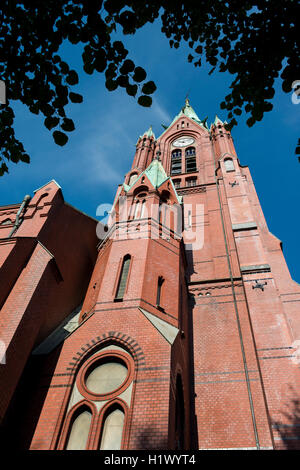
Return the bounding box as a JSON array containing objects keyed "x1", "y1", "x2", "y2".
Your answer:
[{"x1": 0, "y1": 99, "x2": 300, "y2": 450}]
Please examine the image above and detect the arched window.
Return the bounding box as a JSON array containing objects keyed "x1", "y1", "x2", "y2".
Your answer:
[
  {"x1": 156, "y1": 276, "x2": 164, "y2": 308},
  {"x1": 60, "y1": 347, "x2": 134, "y2": 451},
  {"x1": 115, "y1": 255, "x2": 131, "y2": 301},
  {"x1": 65, "y1": 406, "x2": 92, "y2": 450},
  {"x1": 185, "y1": 147, "x2": 197, "y2": 173},
  {"x1": 140, "y1": 199, "x2": 146, "y2": 218},
  {"x1": 171, "y1": 150, "x2": 182, "y2": 175},
  {"x1": 99, "y1": 405, "x2": 125, "y2": 450},
  {"x1": 133, "y1": 200, "x2": 140, "y2": 219},
  {"x1": 129, "y1": 173, "x2": 138, "y2": 185},
  {"x1": 224, "y1": 158, "x2": 235, "y2": 172}
]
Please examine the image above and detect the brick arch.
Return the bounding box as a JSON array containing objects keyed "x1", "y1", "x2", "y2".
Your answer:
[
  {"x1": 51, "y1": 333, "x2": 145, "y2": 449},
  {"x1": 67, "y1": 332, "x2": 146, "y2": 374}
]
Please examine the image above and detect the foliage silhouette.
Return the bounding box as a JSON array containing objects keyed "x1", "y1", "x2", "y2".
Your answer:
[{"x1": 0, "y1": 1, "x2": 299, "y2": 175}]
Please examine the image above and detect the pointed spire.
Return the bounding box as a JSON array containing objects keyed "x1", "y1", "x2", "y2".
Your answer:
[
  {"x1": 143, "y1": 125, "x2": 155, "y2": 139},
  {"x1": 157, "y1": 98, "x2": 209, "y2": 138},
  {"x1": 214, "y1": 115, "x2": 224, "y2": 126}
]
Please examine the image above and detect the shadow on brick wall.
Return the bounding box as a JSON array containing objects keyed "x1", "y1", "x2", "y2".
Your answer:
[
  {"x1": 0, "y1": 344, "x2": 63, "y2": 449},
  {"x1": 272, "y1": 386, "x2": 300, "y2": 450}
]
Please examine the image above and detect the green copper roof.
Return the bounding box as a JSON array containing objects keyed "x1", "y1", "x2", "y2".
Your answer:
[
  {"x1": 158, "y1": 98, "x2": 209, "y2": 138},
  {"x1": 144, "y1": 125, "x2": 155, "y2": 139},
  {"x1": 123, "y1": 159, "x2": 182, "y2": 203},
  {"x1": 136, "y1": 125, "x2": 156, "y2": 144},
  {"x1": 144, "y1": 158, "x2": 168, "y2": 188},
  {"x1": 214, "y1": 115, "x2": 224, "y2": 126}
]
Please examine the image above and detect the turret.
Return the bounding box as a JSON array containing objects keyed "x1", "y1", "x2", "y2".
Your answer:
[
  {"x1": 131, "y1": 126, "x2": 156, "y2": 172},
  {"x1": 210, "y1": 115, "x2": 236, "y2": 160}
]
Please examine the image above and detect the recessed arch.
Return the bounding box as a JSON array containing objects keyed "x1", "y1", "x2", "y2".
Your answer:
[
  {"x1": 60, "y1": 400, "x2": 96, "y2": 450},
  {"x1": 98, "y1": 402, "x2": 126, "y2": 450}
]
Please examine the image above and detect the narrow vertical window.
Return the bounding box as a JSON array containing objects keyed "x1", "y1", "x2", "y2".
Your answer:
[
  {"x1": 171, "y1": 150, "x2": 182, "y2": 175},
  {"x1": 156, "y1": 276, "x2": 164, "y2": 307},
  {"x1": 133, "y1": 200, "x2": 140, "y2": 219},
  {"x1": 115, "y1": 255, "x2": 131, "y2": 300},
  {"x1": 187, "y1": 210, "x2": 192, "y2": 228},
  {"x1": 185, "y1": 147, "x2": 197, "y2": 173},
  {"x1": 65, "y1": 407, "x2": 92, "y2": 450},
  {"x1": 99, "y1": 406, "x2": 125, "y2": 450},
  {"x1": 140, "y1": 200, "x2": 146, "y2": 218}
]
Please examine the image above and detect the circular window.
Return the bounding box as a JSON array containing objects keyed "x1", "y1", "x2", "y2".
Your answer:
[
  {"x1": 77, "y1": 350, "x2": 134, "y2": 401},
  {"x1": 85, "y1": 358, "x2": 128, "y2": 395}
]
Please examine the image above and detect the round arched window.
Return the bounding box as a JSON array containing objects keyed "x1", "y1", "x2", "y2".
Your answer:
[
  {"x1": 85, "y1": 357, "x2": 128, "y2": 395},
  {"x1": 77, "y1": 350, "x2": 134, "y2": 401}
]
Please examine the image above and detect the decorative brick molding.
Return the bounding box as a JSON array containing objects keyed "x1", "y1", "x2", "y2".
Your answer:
[{"x1": 67, "y1": 332, "x2": 146, "y2": 373}]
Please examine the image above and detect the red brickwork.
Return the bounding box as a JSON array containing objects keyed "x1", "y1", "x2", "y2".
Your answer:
[{"x1": 1, "y1": 104, "x2": 300, "y2": 450}]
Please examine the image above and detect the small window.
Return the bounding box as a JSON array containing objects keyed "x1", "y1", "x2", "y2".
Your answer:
[
  {"x1": 129, "y1": 173, "x2": 138, "y2": 185},
  {"x1": 224, "y1": 158, "x2": 235, "y2": 172},
  {"x1": 156, "y1": 276, "x2": 164, "y2": 308},
  {"x1": 173, "y1": 179, "x2": 181, "y2": 189},
  {"x1": 186, "y1": 178, "x2": 197, "y2": 187},
  {"x1": 115, "y1": 255, "x2": 131, "y2": 301}
]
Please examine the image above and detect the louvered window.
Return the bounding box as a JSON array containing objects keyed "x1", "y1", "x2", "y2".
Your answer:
[
  {"x1": 171, "y1": 150, "x2": 182, "y2": 175},
  {"x1": 115, "y1": 255, "x2": 131, "y2": 300},
  {"x1": 185, "y1": 147, "x2": 197, "y2": 173}
]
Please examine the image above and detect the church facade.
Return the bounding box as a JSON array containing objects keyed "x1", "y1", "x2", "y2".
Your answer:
[{"x1": 0, "y1": 100, "x2": 300, "y2": 450}]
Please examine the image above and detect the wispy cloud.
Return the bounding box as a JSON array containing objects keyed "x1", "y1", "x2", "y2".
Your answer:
[{"x1": 151, "y1": 98, "x2": 172, "y2": 125}]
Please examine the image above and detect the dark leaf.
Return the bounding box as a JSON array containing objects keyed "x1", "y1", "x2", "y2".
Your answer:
[
  {"x1": 66, "y1": 70, "x2": 79, "y2": 85},
  {"x1": 20, "y1": 154, "x2": 30, "y2": 163},
  {"x1": 61, "y1": 118, "x2": 75, "y2": 132},
  {"x1": 69, "y1": 92, "x2": 83, "y2": 103},
  {"x1": 133, "y1": 66, "x2": 147, "y2": 83},
  {"x1": 141, "y1": 81, "x2": 157, "y2": 95},
  {"x1": 53, "y1": 130, "x2": 68, "y2": 146},
  {"x1": 126, "y1": 84, "x2": 138, "y2": 97},
  {"x1": 105, "y1": 79, "x2": 118, "y2": 91},
  {"x1": 44, "y1": 116, "x2": 59, "y2": 130},
  {"x1": 137, "y1": 95, "x2": 152, "y2": 107}
]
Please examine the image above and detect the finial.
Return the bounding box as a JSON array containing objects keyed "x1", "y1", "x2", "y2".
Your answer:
[{"x1": 185, "y1": 90, "x2": 191, "y2": 107}]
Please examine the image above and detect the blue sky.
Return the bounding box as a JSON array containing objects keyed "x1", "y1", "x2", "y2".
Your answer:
[{"x1": 1, "y1": 19, "x2": 299, "y2": 282}]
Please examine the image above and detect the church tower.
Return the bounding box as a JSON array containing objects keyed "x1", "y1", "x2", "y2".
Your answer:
[{"x1": 2, "y1": 99, "x2": 300, "y2": 450}]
